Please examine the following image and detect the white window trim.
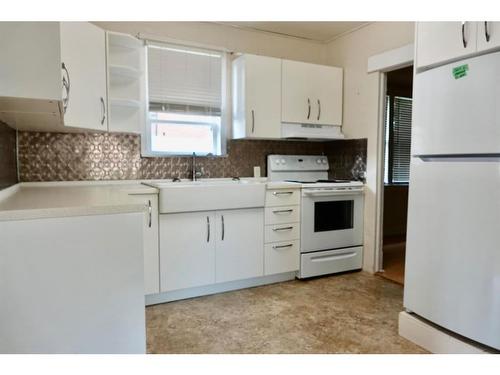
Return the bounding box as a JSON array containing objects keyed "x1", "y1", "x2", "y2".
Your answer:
[{"x1": 140, "y1": 41, "x2": 229, "y2": 158}]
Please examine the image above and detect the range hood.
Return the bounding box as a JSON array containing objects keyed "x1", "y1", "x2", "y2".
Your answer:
[{"x1": 281, "y1": 123, "x2": 345, "y2": 140}]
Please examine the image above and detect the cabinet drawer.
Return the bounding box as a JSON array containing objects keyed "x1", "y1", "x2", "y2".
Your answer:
[
  {"x1": 264, "y1": 205, "x2": 300, "y2": 225},
  {"x1": 265, "y1": 189, "x2": 300, "y2": 207},
  {"x1": 265, "y1": 223, "x2": 300, "y2": 243},
  {"x1": 264, "y1": 240, "x2": 300, "y2": 275}
]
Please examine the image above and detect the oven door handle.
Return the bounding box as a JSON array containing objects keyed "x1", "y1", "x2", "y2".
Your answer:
[{"x1": 303, "y1": 189, "x2": 364, "y2": 197}]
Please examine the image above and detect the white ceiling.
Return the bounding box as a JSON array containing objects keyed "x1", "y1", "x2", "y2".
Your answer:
[{"x1": 220, "y1": 22, "x2": 369, "y2": 43}]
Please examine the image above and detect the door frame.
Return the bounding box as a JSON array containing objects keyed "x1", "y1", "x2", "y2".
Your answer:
[{"x1": 367, "y1": 43, "x2": 414, "y2": 272}]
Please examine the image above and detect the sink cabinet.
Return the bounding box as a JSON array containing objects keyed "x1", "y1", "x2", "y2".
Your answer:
[{"x1": 159, "y1": 208, "x2": 264, "y2": 292}]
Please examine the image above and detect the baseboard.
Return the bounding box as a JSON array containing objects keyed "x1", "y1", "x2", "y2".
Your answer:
[
  {"x1": 146, "y1": 272, "x2": 297, "y2": 305},
  {"x1": 398, "y1": 311, "x2": 496, "y2": 354}
]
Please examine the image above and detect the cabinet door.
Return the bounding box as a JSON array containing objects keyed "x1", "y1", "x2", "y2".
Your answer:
[
  {"x1": 282, "y1": 59, "x2": 315, "y2": 124},
  {"x1": 160, "y1": 211, "x2": 216, "y2": 292},
  {"x1": 416, "y1": 22, "x2": 477, "y2": 69},
  {"x1": 129, "y1": 194, "x2": 160, "y2": 295},
  {"x1": 311, "y1": 64, "x2": 342, "y2": 126},
  {"x1": 477, "y1": 22, "x2": 500, "y2": 53},
  {"x1": 282, "y1": 60, "x2": 342, "y2": 126},
  {"x1": 60, "y1": 22, "x2": 108, "y2": 131},
  {"x1": 215, "y1": 208, "x2": 264, "y2": 283},
  {"x1": 244, "y1": 55, "x2": 281, "y2": 138}
]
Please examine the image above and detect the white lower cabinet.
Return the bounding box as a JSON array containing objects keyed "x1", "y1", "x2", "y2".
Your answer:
[
  {"x1": 129, "y1": 193, "x2": 160, "y2": 295},
  {"x1": 215, "y1": 208, "x2": 264, "y2": 283},
  {"x1": 265, "y1": 240, "x2": 300, "y2": 275},
  {"x1": 160, "y1": 211, "x2": 216, "y2": 292},
  {"x1": 160, "y1": 208, "x2": 264, "y2": 292}
]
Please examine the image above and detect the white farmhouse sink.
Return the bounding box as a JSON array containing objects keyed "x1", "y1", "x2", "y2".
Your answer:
[{"x1": 148, "y1": 179, "x2": 266, "y2": 213}]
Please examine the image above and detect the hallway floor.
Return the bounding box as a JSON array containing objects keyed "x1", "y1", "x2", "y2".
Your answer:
[
  {"x1": 146, "y1": 271, "x2": 426, "y2": 354},
  {"x1": 380, "y1": 238, "x2": 406, "y2": 285}
]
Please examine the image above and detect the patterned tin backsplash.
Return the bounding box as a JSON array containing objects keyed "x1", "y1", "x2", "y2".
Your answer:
[
  {"x1": 17, "y1": 131, "x2": 366, "y2": 182},
  {"x1": 0, "y1": 121, "x2": 18, "y2": 190}
]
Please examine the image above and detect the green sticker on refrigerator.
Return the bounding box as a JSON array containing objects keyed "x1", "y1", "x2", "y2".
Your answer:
[{"x1": 452, "y1": 64, "x2": 469, "y2": 79}]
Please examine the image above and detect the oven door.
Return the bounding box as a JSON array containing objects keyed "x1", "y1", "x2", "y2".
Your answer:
[{"x1": 301, "y1": 188, "x2": 364, "y2": 253}]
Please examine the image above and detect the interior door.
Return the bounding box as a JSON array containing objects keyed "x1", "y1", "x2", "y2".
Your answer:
[
  {"x1": 405, "y1": 157, "x2": 500, "y2": 350},
  {"x1": 60, "y1": 22, "x2": 107, "y2": 130},
  {"x1": 477, "y1": 22, "x2": 500, "y2": 53},
  {"x1": 215, "y1": 208, "x2": 264, "y2": 283},
  {"x1": 412, "y1": 51, "x2": 500, "y2": 156},
  {"x1": 160, "y1": 211, "x2": 216, "y2": 292},
  {"x1": 416, "y1": 22, "x2": 477, "y2": 69}
]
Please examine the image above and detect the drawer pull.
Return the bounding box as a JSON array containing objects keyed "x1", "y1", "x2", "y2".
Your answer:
[
  {"x1": 273, "y1": 226, "x2": 293, "y2": 232},
  {"x1": 273, "y1": 191, "x2": 293, "y2": 196},
  {"x1": 310, "y1": 252, "x2": 356, "y2": 262},
  {"x1": 272, "y1": 244, "x2": 293, "y2": 249},
  {"x1": 273, "y1": 209, "x2": 293, "y2": 214}
]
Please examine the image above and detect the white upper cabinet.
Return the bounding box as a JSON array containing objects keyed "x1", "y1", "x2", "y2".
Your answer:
[
  {"x1": 416, "y1": 22, "x2": 477, "y2": 69},
  {"x1": 60, "y1": 22, "x2": 108, "y2": 131},
  {"x1": 281, "y1": 60, "x2": 342, "y2": 126},
  {"x1": 477, "y1": 22, "x2": 500, "y2": 53},
  {"x1": 416, "y1": 22, "x2": 500, "y2": 70},
  {"x1": 232, "y1": 54, "x2": 281, "y2": 139},
  {"x1": 0, "y1": 22, "x2": 108, "y2": 132}
]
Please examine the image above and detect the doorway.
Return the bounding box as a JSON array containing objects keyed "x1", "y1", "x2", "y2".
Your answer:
[{"x1": 378, "y1": 65, "x2": 413, "y2": 285}]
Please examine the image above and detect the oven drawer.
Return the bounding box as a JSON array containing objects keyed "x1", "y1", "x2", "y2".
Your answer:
[
  {"x1": 299, "y1": 246, "x2": 362, "y2": 279},
  {"x1": 265, "y1": 222, "x2": 300, "y2": 243},
  {"x1": 265, "y1": 189, "x2": 300, "y2": 207},
  {"x1": 265, "y1": 206, "x2": 300, "y2": 225},
  {"x1": 264, "y1": 240, "x2": 300, "y2": 275}
]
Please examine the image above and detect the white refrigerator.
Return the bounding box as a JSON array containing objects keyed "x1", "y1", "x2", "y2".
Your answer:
[{"x1": 404, "y1": 51, "x2": 500, "y2": 351}]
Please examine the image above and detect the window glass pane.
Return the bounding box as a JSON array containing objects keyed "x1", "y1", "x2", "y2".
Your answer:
[{"x1": 150, "y1": 112, "x2": 219, "y2": 154}]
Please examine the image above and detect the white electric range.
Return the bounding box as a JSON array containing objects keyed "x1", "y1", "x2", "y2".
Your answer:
[{"x1": 268, "y1": 155, "x2": 364, "y2": 278}]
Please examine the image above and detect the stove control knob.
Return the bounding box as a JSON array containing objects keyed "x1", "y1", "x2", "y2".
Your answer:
[
  {"x1": 280, "y1": 159, "x2": 286, "y2": 164},
  {"x1": 316, "y1": 159, "x2": 322, "y2": 164},
  {"x1": 322, "y1": 159, "x2": 327, "y2": 164},
  {"x1": 275, "y1": 159, "x2": 280, "y2": 165}
]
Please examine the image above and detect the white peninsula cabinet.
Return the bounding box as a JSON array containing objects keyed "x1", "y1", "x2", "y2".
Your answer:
[
  {"x1": 0, "y1": 22, "x2": 108, "y2": 132},
  {"x1": 232, "y1": 54, "x2": 282, "y2": 139},
  {"x1": 281, "y1": 60, "x2": 342, "y2": 126},
  {"x1": 416, "y1": 22, "x2": 500, "y2": 70},
  {"x1": 159, "y1": 208, "x2": 264, "y2": 292}
]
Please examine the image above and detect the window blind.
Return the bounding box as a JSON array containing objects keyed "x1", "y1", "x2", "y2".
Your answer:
[
  {"x1": 391, "y1": 96, "x2": 412, "y2": 183},
  {"x1": 147, "y1": 43, "x2": 222, "y2": 111}
]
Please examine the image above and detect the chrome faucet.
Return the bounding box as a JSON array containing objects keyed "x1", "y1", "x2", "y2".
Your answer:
[{"x1": 191, "y1": 152, "x2": 204, "y2": 181}]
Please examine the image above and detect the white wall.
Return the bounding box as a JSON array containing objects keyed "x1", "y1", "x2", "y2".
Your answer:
[
  {"x1": 94, "y1": 22, "x2": 327, "y2": 64},
  {"x1": 325, "y1": 22, "x2": 415, "y2": 272}
]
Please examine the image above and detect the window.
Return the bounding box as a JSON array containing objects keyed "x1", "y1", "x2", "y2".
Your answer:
[
  {"x1": 144, "y1": 42, "x2": 227, "y2": 156},
  {"x1": 384, "y1": 95, "x2": 412, "y2": 184}
]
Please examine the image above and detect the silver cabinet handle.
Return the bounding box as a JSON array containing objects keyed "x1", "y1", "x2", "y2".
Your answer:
[
  {"x1": 221, "y1": 215, "x2": 225, "y2": 241},
  {"x1": 251, "y1": 109, "x2": 255, "y2": 133},
  {"x1": 61, "y1": 62, "x2": 70, "y2": 114},
  {"x1": 317, "y1": 99, "x2": 321, "y2": 121},
  {"x1": 461, "y1": 21, "x2": 468, "y2": 48},
  {"x1": 485, "y1": 21, "x2": 491, "y2": 42},
  {"x1": 147, "y1": 200, "x2": 152, "y2": 228},
  {"x1": 272, "y1": 209, "x2": 293, "y2": 214},
  {"x1": 273, "y1": 191, "x2": 293, "y2": 196},
  {"x1": 272, "y1": 244, "x2": 293, "y2": 249},
  {"x1": 307, "y1": 98, "x2": 311, "y2": 119},
  {"x1": 100, "y1": 97, "x2": 106, "y2": 125},
  {"x1": 206, "y1": 216, "x2": 210, "y2": 242},
  {"x1": 272, "y1": 226, "x2": 293, "y2": 232}
]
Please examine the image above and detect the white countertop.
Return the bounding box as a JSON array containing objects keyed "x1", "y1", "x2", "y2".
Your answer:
[{"x1": 0, "y1": 181, "x2": 158, "y2": 222}]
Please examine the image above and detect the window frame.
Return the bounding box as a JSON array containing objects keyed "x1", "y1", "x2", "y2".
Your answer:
[{"x1": 141, "y1": 42, "x2": 229, "y2": 157}]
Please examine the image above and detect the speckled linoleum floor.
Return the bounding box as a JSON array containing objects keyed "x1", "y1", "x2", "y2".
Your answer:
[{"x1": 146, "y1": 271, "x2": 427, "y2": 354}]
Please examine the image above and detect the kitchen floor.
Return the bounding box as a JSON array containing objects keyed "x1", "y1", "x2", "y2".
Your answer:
[{"x1": 146, "y1": 271, "x2": 426, "y2": 353}]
